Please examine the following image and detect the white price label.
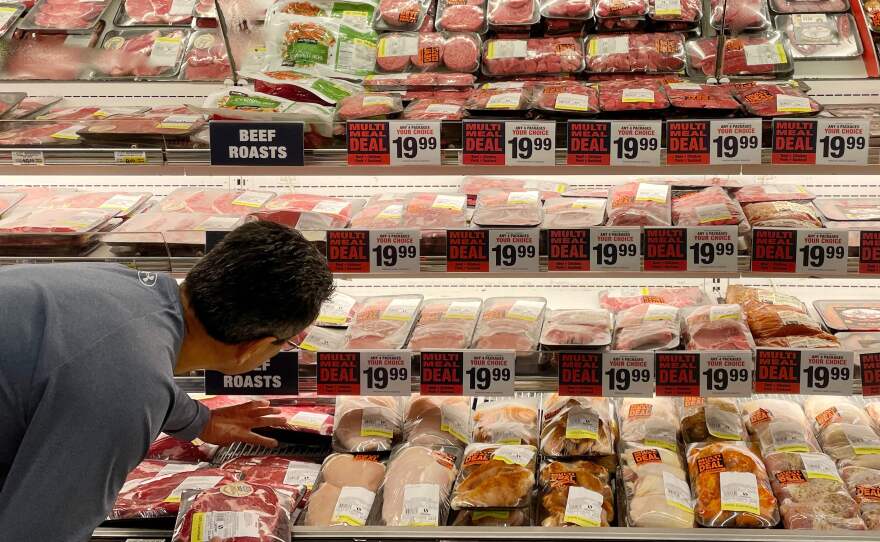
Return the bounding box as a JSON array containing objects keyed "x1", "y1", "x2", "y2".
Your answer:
[
  {"x1": 795, "y1": 229, "x2": 848, "y2": 275},
  {"x1": 368, "y1": 229, "x2": 420, "y2": 273},
  {"x1": 699, "y1": 351, "x2": 753, "y2": 397},
  {"x1": 489, "y1": 229, "x2": 539, "y2": 273},
  {"x1": 389, "y1": 121, "x2": 441, "y2": 166},
  {"x1": 462, "y1": 350, "x2": 515, "y2": 397},
  {"x1": 816, "y1": 118, "x2": 869, "y2": 166},
  {"x1": 800, "y1": 349, "x2": 854, "y2": 395},
  {"x1": 114, "y1": 151, "x2": 147, "y2": 164},
  {"x1": 589, "y1": 227, "x2": 642, "y2": 272},
  {"x1": 686, "y1": 226, "x2": 738, "y2": 272},
  {"x1": 602, "y1": 351, "x2": 655, "y2": 397},
  {"x1": 710, "y1": 119, "x2": 762, "y2": 165},
  {"x1": 611, "y1": 121, "x2": 661, "y2": 166},
  {"x1": 11, "y1": 150, "x2": 45, "y2": 166},
  {"x1": 504, "y1": 121, "x2": 555, "y2": 166},
  {"x1": 358, "y1": 350, "x2": 412, "y2": 396}
]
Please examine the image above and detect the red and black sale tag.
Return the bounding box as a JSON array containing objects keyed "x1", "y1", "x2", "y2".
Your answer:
[
  {"x1": 644, "y1": 227, "x2": 687, "y2": 271},
  {"x1": 566, "y1": 120, "x2": 611, "y2": 165},
  {"x1": 547, "y1": 229, "x2": 590, "y2": 271},
  {"x1": 655, "y1": 352, "x2": 700, "y2": 396},
  {"x1": 751, "y1": 228, "x2": 796, "y2": 273},
  {"x1": 861, "y1": 352, "x2": 880, "y2": 396},
  {"x1": 462, "y1": 120, "x2": 504, "y2": 165},
  {"x1": 316, "y1": 351, "x2": 360, "y2": 395},
  {"x1": 754, "y1": 349, "x2": 801, "y2": 393},
  {"x1": 557, "y1": 351, "x2": 601, "y2": 396},
  {"x1": 771, "y1": 119, "x2": 818, "y2": 165},
  {"x1": 326, "y1": 230, "x2": 369, "y2": 273},
  {"x1": 447, "y1": 229, "x2": 489, "y2": 272},
  {"x1": 346, "y1": 121, "x2": 390, "y2": 165},
  {"x1": 860, "y1": 231, "x2": 880, "y2": 274},
  {"x1": 666, "y1": 120, "x2": 710, "y2": 165},
  {"x1": 419, "y1": 351, "x2": 464, "y2": 395}
]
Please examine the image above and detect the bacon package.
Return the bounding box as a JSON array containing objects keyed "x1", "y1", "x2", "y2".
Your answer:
[
  {"x1": 405, "y1": 395, "x2": 472, "y2": 447},
  {"x1": 111, "y1": 468, "x2": 239, "y2": 519},
  {"x1": 743, "y1": 201, "x2": 823, "y2": 228},
  {"x1": 539, "y1": 459, "x2": 614, "y2": 527},
  {"x1": 619, "y1": 397, "x2": 681, "y2": 451},
  {"x1": 734, "y1": 184, "x2": 816, "y2": 203},
  {"x1": 598, "y1": 79, "x2": 671, "y2": 113},
  {"x1": 450, "y1": 443, "x2": 537, "y2": 509},
  {"x1": 251, "y1": 193, "x2": 353, "y2": 230},
  {"x1": 585, "y1": 33, "x2": 685, "y2": 73},
  {"x1": 686, "y1": 34, "x2": 793, "y2": 78},
  {"x1": 540, "y1": 395, "x2": 615, "y2": 458},
  {"x1": 473, "y1": 397, "x2": 539, "y2": 446},
  {"x1": 672, "y1": 186, "x2": 748, "y2": 232},
  {"x1": 530, "y1": 82, "x2": 600, "y2": 116},
  {"x1": 709, "y1": 0, "x2": 771, "y2": 31},
  {"x1": 539, "y1": 0, "x2": 592, "y2": 18},
  {"x1": 376, "y1": 32, "x2": 482, "y2": 73},
  {"x1": 620, "y1": 444, "x2": 694, "y2": 528},
  {"x1": 470, "y1": 297, "x2": 547, "y2": 351},
  {"x1": 472, "y1": 189, "x2": 543, "y2": 227},
  {"x1": 734, "y1": 84, "x2": 822, "y2": 117},
  {"x1": 778, "y1": 14, "x2": 862, "y2": 59},
  {"x1": 740, "y1": 398, "x2": 821, "y2": 456},
  {"x1": 606, "y1": 182, "x2": 671, "y2": 226},
  {"x1": 343, "y1": 295, "x2": 424, "y2": 349},
  {"x1": 407, "y1": 298, "x2": 482, "y2": 350},
  {"x1": 663, "y1": 82, "x2": 742, "y2": 113},
  {"x1": 482, "y1": 37, "x2": 585, "y2": 76},
  {"x1": 599, "y1": 286, "x2": 708, "y2": 313},
  {"x1": 487, "y1": 0, "x2": 540, "y2": 25},
  {"x1": 612, "y1": 303, "x2": 681, "y2": 351},
  {"x1": 435, "y1": 0, "x2": 488, "y2": 32},
  {"x1": 683, "y1": 305, "x2": 755, "y2": 350}
]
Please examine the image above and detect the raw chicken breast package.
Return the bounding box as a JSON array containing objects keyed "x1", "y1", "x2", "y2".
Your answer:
[
  {"x1": 472, "y1": 397, "x2": 539, "y2": 446},
  {"x1": 620, "y1": 444, "x2": 694, "y2": 528},
  {"x1": 450, "y1": 443, "x2": 537, "y2": 509},
  {"x1": 740, "y1": 398, "x2": 820, "y2": 456},
  {"x1": 302, "y1": 453, "x2": 386, "y2": 526},
  {"x1": 539, "y1": 459, "x2": 614, "y2": 527},
  {"x1": 540, "y1": 394, "x2": 616, "y2": 458},
  {"x1": 332, "y1": 396, "x2": 404, "y2": 453},
  {"x1": 405, "y1": 395, "x2": 473, "y2": 448},
  {"x1": 377, "y1": 443, "x2": 462, "y2": 526},
  {"x1": 618, "y1": 397, "x2": 681, "y2": 452}
]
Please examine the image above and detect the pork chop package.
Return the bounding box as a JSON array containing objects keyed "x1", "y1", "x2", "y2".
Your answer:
[
  {"x1": 680, "y1": 397, "x2": 747, "y2": 445},
  {"x1": 734, "y1": 84, "x2": 822, "y2": 117},
  {"x1": 740, "y1": 398, "x2": 821, "y2": 456},
  {"x1": 815, "y1": 198, "x2": 880, "y2": 221},
  {"x1": 585, "y1": 33, "x2": 685, "y2": 73},
  {"x1": 742, "y1": 201, "x2": 823, "y2": 228},
  {"x1": 435, "y1": 0, "x2": 488, "y2": 32},
  {"x1": 302, "y1": 453, "x2": 385, "y2": 526},
  {"x1": 332, "y1": 396, "x2": 404, "y2": 453},
  {"x1": 158, "y1": 188, "x2": 275, "y2": 215},
  {"x1": 375, "y1": 32, "x2": 482, "y2": 73},
  {"x1": 252, "y1": 193, "x2": 353, "y2": 230},
  {"x1": 709, "y1": 0, "x2": 771, "y2": 31},
  {"x1": 17, "y1": 0, "x2": 110, "y2": 31},
  {"x1": 606, "y1": 182, "x2": 672, "y2": 226},
  {"x1": 117, "y1": 0, "x2": 197, "y2": 25},
  {"x1": 734, "y1": 184, "x2": 815, "y2": 204},
  {"x1": 377, "y1": 443, "x2": 461, "y2": 526},
  {"x1": 473, "y1": 397, "x2": 540, "y2": 446},
  {"x1": 648, "y1": 0, "x2": 701, "y2": 23},
  {"x1": 470, "y1": 297, "x2": 547, "y2": 351},
  {"x1": 540, "y1": 394, "x2": 615, "y2": 458},
  {"x1": 407, "y1": 298, "x2": 482, "y2": 351},
  {"x1": 686, "y1": 34, "x2": 793, "y2": 79},
  {"x1": 778, "y1": 14, "x2": 862, "y2": 59},
  {"x1": 620, "y1": 444, "x2": 694, "y2": 528},
  {"x1": 450, "y1": 443, "x2": 537, "y2": 509},
  {"x1": 181, "y1": 31, "x2": 232, "y2": 81},
  {"x1": 672, "y1": 186, "x2": 748, "y2": 233},
  {"x1": 343, "y1": 294, "x2": 423, "y2": 349},
  {"x1": 405, "y1": 395, "x2": 473, "y2": 447},
  {"x1": 530, "y1": 82, "x2": 600, "y2": 117},
  {"x1": 111, "y1": 468, "x2": 240, "y2": 519},
  {"x1": 598, "y1": 78, "x2": 671, "y2": 112},
  {"x1": 771, "y1": 0, "x2": 848, "y2": 11},
  {"x1": 686, "y1": 441, "x2": 780, "y2": 527},
  {"x1": 487, "y1": 0, "x2": 539, "y2": 24},
  {"x1": 403, "y1": 97, "x2": 468, "y2": 120},
  {"x1": 663, "y1": 82, "x2": 742, "y2": 114},
  {"x1": 539, "y1": 309, "x2": 612, "y2": 348},
  {"x1": 619, "y1": 397, "x2": 681, "y2": 451},
  {"x1": 612, "y1": 303, "x2": 681, "y2": 351},
  {"x1": 841, "y1": 466, "x2": 880, "y2": 529},
  {"x1": 599, "y1": 287, "x2": 710, "y2": 313},
  {"x1": 472, "y1": 189, "x2": 543, "y2": 226},
  {"x1": 94, "y1": 30, "x2": 190, "y2": 79},
  {"x1": 539, "y1": 458, "x2": 614, "y2": 527},
  {"x1": 482, "y1": 37, "x2": 585, "y2": 76},
  {"x1": 541, "y1": 197, "x2": 605, "y2": 227},
  {"x1": 460, "y1": 175, "x2": 567, "y2": 205},
  {"x1": 764, "y1": 451, "x2": 866, "y2": 530},
  {"x1": 813, "y1": 300, "x2": 880, "y2": 332},
  {"x1": 539, "y1": 0, "x2": 592, "y2": 19},
  {"x1": 335, "y1": 93, "x2": 404, "y2": 120},
  {"x1": 683, "y1": 305, "x2": 756, "y2": 351}
]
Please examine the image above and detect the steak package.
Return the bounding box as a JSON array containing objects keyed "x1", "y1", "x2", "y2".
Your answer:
[
  {"x1": 376, "y1": 32, "x2": 481, "y2": 73},
  {"x1": 539, "y1": 0, "x2": 592, "y2": 19},
  {"x1": 435, "y1": 0, "x2": 488, "y2": 32},
  {"x1": 680, "y1": 397, "x2": 747, "y2": 445},
  {"x1": 778, "y1": 14, "x2": 862, "y2": 59},
  {"x1": 407, "y1": 298, "x2": 482, "y2": 351},
  {"x1": 111, "y1": 468, "x2": 239, "y2": 519},
  {"x1": 734, "y1": 183, "x2": 815, "y2": 203},
  {"x1": 540, "y1": 395, "x2": 615, "y2": 458},
  {"x1": 585, "y1": 33, "x2": 685, "y2": 73},
  {"x1": 472, "y1": 189, "x2": 543, "y2": 226},
  {"x1": 598, "y1": 79, "x2": 671, "y2": 113},
  {"x1": 813, "y1": 300, "x2": 880, "y2": 332},
  {"x1": 332, "y1": 396, "x2": 404, "y2": 453},
  {"x1": 336, "y1": 93, "x2": 403, "y2": 121},
  {"x1": 450, "y1": 443, "x2": 537, "y2": 509},
  {"x1": 182, "y1": 31, "x2": 232, "y2": 81},
  {"x1": 540, "y1": 309, "x2": 612, "y2": 348},
  {"x1": 599, "y1": 286, "x2": 708, "y2": 312},
  {"x1": 663, "y1": 82, "x2": 742, "y2": 113},
  {"x1": 375, "y1": 0, "x2": 432, "y2": 30},
  {"x1": 686, "y1": 441, "x2": 780, "y2": 527},
  {"x1": 95, "y1": 30, "x2": 190, "y2": 79},
  {"x1": 404, "y1": 395, "x2": 472, "y2": 447},
  {"x1": 620, "y1": 443, "x2": 694, "y2": 528},
  {"x1": 686, "y1": 34, "x2": 793, "y2": 78},
  {"x1": 159, "y1": 189, "x2": 275, "y2": 215},
  {"x1": 743, "y1": 201, "x2": 823, "y2": 228},
  {"x1": 672, "y1": 186, "x2": 748, "y2": 232},
  {"x1": 539, "y1": 459, "x2": 614, "y2": 527},
  {"x1": 146, "y1": 434, "x2": 219, "y2": 462},
  {"x1": 487, "y1": 0, "x2": 540, "y2": 25},
  {"x1": 734, "y1": 84, "x2": 822, "y2": 117},
  {"x1": 472, "y1": 397, "x2": 540, "y2": 446},
  {"x1": 740, "y1": 398, "x2": 821, "y2": 456},
  {"x1": 771, "y1": 0, "x2": 848, "y2": 11},
  {"x1": 343, "y1": 295, "x2": 423, "y2": 349},
  {"x1": 709, "y1": 0, "x2": 771, "y2": 31},
  {"x1": 841, "y1": 466, "x2": 880, "y2": 529},
  {"x1": 252, "y1": 193, "x2": 353, "y2": 230},
  {"x1": 118, "y1": 0, "x2": 197, "y2": 25},
  {"x1": 530, "y1": 82, "x2": 600, "y2": 116},
  {"x1": 378, "y1": 443, "x2": 460, "y2": 526},
  {"x1": 18, "y1": 0, "x2": 110, "y2": 31},
  {"x1": 606, "y1": 182, "x2": 672, "y2": 226},
  {"x1": 612, "y1": 303, "x2": 681, "y2": 351},
  {"x1": 683, "y1": 305, "x2": 756, "y2": 350},
  {"x1": 815, "y1": 198, "x2": 880, "y2": 221},
  {"x1": 619, "y1": 397, "x2": 681, "y2": 451},
  {"x1": 302, "y1": 453, "x2": 385, "y2": 526},
  {"x1": 482, "y1": 37, "x2": 584, "y2": 76},
  {"x1": 470, "y1": 297, "x2": 547, "y2": 350}
]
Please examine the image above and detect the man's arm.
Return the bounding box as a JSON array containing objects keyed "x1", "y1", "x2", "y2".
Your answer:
[{"x1": 164, "y1": 386, "x2": 210, "y2": 441}]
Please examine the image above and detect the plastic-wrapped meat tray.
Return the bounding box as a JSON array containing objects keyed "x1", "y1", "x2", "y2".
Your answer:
[
  {"x1": 777, "y1": 14, "x2": 861, "y2": 59},
  {"x1": 0, "y1": 191, "x2": 24, "y2": 217},
  {"x1": 584, "y1": 33, "x2": 685, "y2": 73},
  {"x1": 771, "y1": 0, "x2": 848, "y2": 12},
  {"x1": 0, "y1": 121, "x2": 89, "y2": 146},
  {"x1": 815, "y1": 198, "x2": 880, "y2": 221},
  {"x1": 376, "y1": 32, "x2": 482, "y2": 73},
  {"x1": 813, "y1": 300, "x2": 880, "y2": 332},
  {"x1": 648, "y1": 0, "x2": 700, "y2": 23},
  {"x1": 118, "y1": 0, "x2": 195, "y2": 25},
  {"x1": 663, "y1": 82, "x2": 741, "y2": 114},
  {"x1": 17, "y1": 0, "x2": 110, "y2": 32},
  {"x1": 488, "y1": 0, "x2": 540, "y2": 25},
  {"x1": 539, "y1": 0, "x2": 592, "y2": 19},
  {"x1": 35, "y1": 190, "x2": 151, "y2": 217},
  {"x1": 473, "y1": 189, "x2": 543, "y2": 227},
  {"x1": 542, "y1": 197, "x2": 605, "y2": 227},
  {"x1": 686, "y1": 33, "x2": 793, "y2": 78},
  {"x1": 733, "y1": 84, "x2": 822, "y2": 117},
  {"x1": 672, "y1": 186, "x2": 748, "y2": 232},
  {"x1": 158, "y1": 188, "x2": 276, "y2": 215},
  {"x1": 403, "y1": 97, "x2": 468, "y2": 120},
  {"x1": 597, "y1": 80, "x2": 670, "y2": 113},
  {"x1": 336, "y1": 93, "x2": 405, "y2": 121},
  {"x1": 482, "y1": 37, "x2": 584, "y2": 75},
  {"x1": 0, "y1": 208, "x2": 116, "y2": 256},
  {"x1": 436, "y1": 0, "x2": 488, "y2": 32},
  {"x1": 709, "y1": 0, "x2": 771, "y2": 31},
  {"x1": 251, "y1": 193, "x2": 353, "y2": 230},
  {"x1": 595, "y1": 0, "x2": 647, "y2": 17},
  {"x1": 734, "y1": 183, "x2": 815, "y2": 203},
  {"x1": 343, "y1": 295, "x2": 424, "y2": 349},
  {"x1": 530, "y1": 82, "x2": 599, "y2": 116},
  {"x1": 104, "y1": 212, "x2": 244, "y2": 256},
  {"x1": 181, "y1": 31, "x2": 231, "y2": 81},
  {"x1": 95, "y1": 29, "x2": 189, "y2": 79},
  {"x1": 606, "y1": 182, "x2": 672, "y2": 226}
]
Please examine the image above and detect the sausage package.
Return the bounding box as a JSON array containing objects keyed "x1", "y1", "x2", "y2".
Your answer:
[
  {"x1": 585, "y1": 33, "x2": 685, "y2": 73},
  {"x1": 378, "y1": 444, "x2": 460, "y2": 526},
  {"x1": 598, "y1": 80, "x2": 671, "y2": 113},
  {"x1": 331, "y1": 396, "x2": 404, "y2": 452},
  {"x1": 530, "y1": 82, "x2": 600, "y2": 117},
  {"x1": 376, "y1": 32, "x2": 482, "y2": 73},
  {"x1": 540, "y1": 395, "x2": 615, "y2": 458},
  {"x1": 487, "y1": 0, "x2": 540, "y2": 25},
  {"x1": 482, "y1": 37, "x2": 585, "y2": 76},
  {"x1": 435, "y1": 0, "x2": 488, "y2": 32},
  {"x1": 709, "y1": 0, "x2": 771, "y2": 31},
  {"x1": 539, "y1": 459, "x2": 614, "y2": 527},
  {"x1": 539, "y1": 309, "x2": 612, "y2": 348},
  {"x1": 405, "y1": 395, "x2": 472, "y2": 447},
  {"x1": 687, "y1": 34, "x2": 794, "y2": 79},
  {"x1": 302, "y1": 453, "x2": 385, "y2": 526},
  {"x1": 620, "y1": 444, "x2": 694, "y2": 528},
  {"x1": 734, "y1": 84, "x2": 822, "y2": 117},
  {"x1": 741, "y1": 398, "x2": 821, "y2": 456},
  {"x1": 473, "y1": 397, "x2": 540, "y2": 446},
  {"x1": 450, "y1": 443, "x2": 537, "y2": 509},
  {"x1": 778, "y1": 14, "x2": 862, "y2": 59},
  {"x1": 612, "y1": 303, "x2": 681, "y2": 351},
  {"x1": 343, "y1": 295, "x2": 424, "y2": 349},
  {"x1": 606, "y1": 182, "x2": 672, "y2": 226},
  {"x1": 663, "y1": 82, "x2": 742, "y2": 113},
  {"x1": 680, "y1": 397, "x2": 747, "y2": 445},
  {"x1": 743, "y1": 201, "x2": 823, "y2": 228},
  {"x1": 407, "y1": 298, "x2": 482, "y2": 351},
  {"x1": 470, "y1": 297, "x2": 547, "y2": 351},
  {"x1": 619, "y1": 397, "x2": 681, "y2": 452},
  {"x1": 672, "y1": 186, "x2": 747, "y2": 232},
  {"x1": 683, "y1": 305, "x2": 755, "y2": 351},
  {"x1": 473, "y1": 189, "x2": 543, "y2": 227}
]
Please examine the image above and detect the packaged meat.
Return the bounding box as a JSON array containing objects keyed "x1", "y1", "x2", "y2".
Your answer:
[
  {"x1": 687, "y1": 34, "x2": 793, "y2": 79},
  {"x1": 472, "y1": 189, "x2": 543, "y2": 227},
  {"x1": 741, "y1": 398, "x2": 820, "y2": 456},
  {"x1": 0, "y1": 121, "x2": 91, "y2": 146},
  {"x1": 450, "y1": 443, "x2": 537, "y2": 509},
  {"x1": 734, "y1": 184, "x2": 816, "y2": 203},
  {"x1": 606, "y1": 182, "x2": 671, "y2": 226},
  {"x1": 403, "y1": 97, "x2": 467, "y2": 120},
  {"x1": 294, "y1": 325, "x2": 347, "y2": 354},
  {"x1": 473, "y1": 397, "x2": 539, "y2": 446},
  {"x1": 817, "y1": 423, "x2": 880, "y2": 470},
  {"x1": 302, "y1": 453, "x2": 385, "y2": 526},
  {"x1": 778, "y1": 14, "x2": 862, "y2": 59},
  {"x1": 804, "y1": 396, "x2": 875, "y2": 434},
  {"x1": 6, "y1": 96, "x2": 62, "y2": 120},
  {"x1": 0, "y1": 92, "x2": 25, "y2": 119},
  {"x1": 538, "y1": 459, "x2": 613, "y2": 527},
  {"x1": 619, "y1": 398, "x2": 680, "y2": 451},
  {"x1": 0, "y1": 192, "x2": 24, "y2": 218},
  {"x1": 764, "y1": 451, "x2": 866, "y2": 530},
  {"x1": 613, "y1": 303, "x2": 681, "y2": 351},
  {"x1": 172, "y1": 483, "x2": 295, "y2": 542},
  {"x1": 757, "y1": 336, "x2": 842, "y2": 348},
  {"x1": 841, "y1": 466, "x2": 880, "y2": 529},
  {"x1": 35, "y1": 191, "x2": 151, "y2": 218},
  {"x1": 709, "y1": 0, "x2": 770, "y2": 31},
  {"x1": 539, "y1": 0, "x2": 592, "y2": 18},
  {"x1": 0, "y1": 4, "x2": 23, "y2": 38},
  {"x1": 375, "y1": 0, "x2": 432, "y2": 30},
  {"x1": 686, "y1": 441, "x2": 780, "y2": 527},
  {"x1": 460, "y1": 176, "x2": 567, "y2": 205},
  {"x1": 541, "y1": 197, "x2": 605, "y2": 228},
  {"x1": 95, "y1": 30, "x2": 189, "y2": 79},
  {"x1": 375, "y1": 32, "x2": 481, "y2": 73},
  {"x1": 403, "y1": 192, "x2": 469, "y2": 230},
  {"x1": 18, "y1": 0, "x2": 109, "y2": 31},
  {"x1": 815, "y1": 198, "x2": 880, "y2": 221},
  {"x1": 464, "y1": 87, "x2": 531, "y2": 113},
  {"x1": 336, "y1": 93, "x2": 403, "y2": 121},
  {"x1": 585, "y1": 33, "x2": 685, "y2": 73},
  {"x1": 452, "y1": 507, "x2": 532, "y2": 525},
  {"x1": 825, "y1": 221, "x2": 880, "y2": 250},
  {"x1": 407, "y1": 298, "x2": 481, "y2": 351},
  {"x1": 378, "y1": 444, "x2": 460, "y2": 526},
  {"x1": 540, "y1": 395, "x2": 615, "y2": 458},
  {"x1": 331, "y1": 396, "x2": 403, "y2": 452},
  {"x1": 349, "y1": 194, "x2": 410, "y2": 229},
  {"x1": 680, "y1": 397, "x2": 747, "y2": 445},
  {"x1": 265, "y1": 0, "x2": 375, "y2": 24},
  {"x1": 470, "y1": 297, "x2": 547, "y2": 351},
  {"x1": 745, "y1": 303, "x2": 835, "y2": 343},
  {"x1": 482, "y1": 37, "x2": 585, "y2": 76},
  {"x1": 743, "y1": 201, "x2": 823, "y2": 228},
  {"x1": 3, "y1": 32, "x2": 96, "y2": 80},
  {"x1": 0, "y1": 208, "x2": 114, "y2": 235},
  {"x1": 159, "y1": 188, "x2": 275, "y2": 215},
  {"x1": 771, "y1": 0, "x2": 848, "y2": 11},
  {"x1": 103, "y1": 213, "x2": 243, "y2": 252},
  {"x1": 539, "y1": 309, "x2": 612, "y2": 348},
  {"x1": 343, "y1": 295, "x2": 424, "y2": 350},
  {"x1": 220, "y1": 456, "x2": 322, "y2": 498},
  {"x1": 111, "y1": 468, "x2": 239, "y2": 519},
  {"x1": 487, "y1": 0, "x2": 539, "y2": 24},
  {"x1": 837, "y1": 332, "x2": 880, "y2": 352},
  {"x1": 246, "y1": 70, "x2": 361, "y2": 105},
  {"x1": 146, "y1": 435, "x2": 219, "y2": 462},
  {"x1": 620, "y1": 444, "x2": 694, "y2": 528},
  {"x1": 435, "y1": 0, "x2": 488, "y2": 32},
  {"x1": 405, "y1": 395, "x2": 472, "y2": 447},
  {"x1": 119, "y1": 0, "x2": 195, "y2": 25},
  {"x1": 182, "y1": 31, "x2": 232, "y2": 81},
  {"x1": 273, "y1": 404, "x2": 335, "y2": 435},
  {"x1": 648, "y1": 0, "x2": 701, "y2": 22},
  {"x1": 253, "y1": 193, "x2": 353, "y2": 230},
  {"x1": 672, "y1": 186, "x2": 747, "y2": 232},
  {"x1": 598, "y1": 79, "x2": 671, "y2": 113},
  {"x1": 663, "y1": 82, "x2": 742, "y2": 113},
  {"x1": 530, "y1": 82, "x2": 600, "y2": 116},
  {"x1": 813, "y1": 301, "x2": 880, "y2": 333},
  {"x1": 599, "y1": 286, "x2": 708, "y2": 313},
  {"x1": 726, "y1": 284, "x2": 807, "y2": 312},
  {"x1": 683, "y1": 305, "x2": 755, "y2": 351},
  {"x1": 734, "y1": 84, "x2": 822, "y2": 118},
  {"x1": 123, "y1": 459, "x2": 208, "y2": 486},
  {"x1": 595, "y1": 0, "x2": 647, "y2": 17}
]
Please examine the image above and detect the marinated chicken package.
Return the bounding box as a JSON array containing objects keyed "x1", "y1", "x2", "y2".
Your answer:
[
  {"x1": 584, "y1": 33, "x2": 685, "y2": 74},
  {"x1": 612, "y1": 303, "x2": 681, "y2": 351},
  {"x1": 405, "y1": 395, "x2": 472, "y2": 447},
  {"x1": 95, "y1": 30, "x2": 190, "y2": 79},
  {"x1": 530, "y1": 82, "x2": 600, "y2": 117},
  {"x1": 683, "y1": 305, "x2": 756, "y2": 351},
  {"x1": 687, "y1": 34, "x2": 793, "y2": 79},
  {"x1": 375, "y1": 0, "x2": 432, "y2": 31},
  {"x1": 741, "y1": 398, "x2": 820, "y2": 456},
  {"x1": 598, "y1": 80, "x2": 671, "y2": 113},
  {"x1": 541, "y1": 197, "x2": 605, "y2": 228},
  {"x1": 599, "y1": 286, "x2": 709, "y2": 313},
  {"x1": 159, "y1": 188, "x2": 275, "y2": 215},
  {"x1": 745, "y1": 303, "x2": 837, "y2": 344},
  {"x1": 435, "y1": 0, "x2": 488, "y2": 32},
  {"x1": 813, "y1": 300, "x2": 880, "y2": 333},
  {"x1": 472, "y1": 397, "x2": 539, "y2": 446},
  {"x1": 606, "y1": 182, "x2": 671, "y2": 227},
  {"x1": 539, "y1": 459, "x2": 614, "y2": 527},
  {"x1": 663, "y1": 82, "x2": 742, "y2": 114},
  {"x1": 734, "y1": 183, "x2": 816, "y2": 204},
  {"x1": 743, "y1": 201, "x2": 823, "y2": 228},
  {"x1": 672, "y1": 186, "x2": 748, "y2": 233},
  {"x1": 377, "y1": 443, "x2": 461, "y2": 526},
  {"x1": 482, "y1": 37, "x2": 585, "y2": 76},
  {"x1": 778, "y1": 14, "x2": 862, "y2": 59},
  {"x1": 686, "y1": 441, "x2": 780, "y2": 527},
  {"x1": 470, "y1": 297, "x2": 547, "y2": 351},
  {"x1": 343, "y1": 295, "x2": 424, "y2": 350},
  {"x1": 375, "y1": 32, "x2": 482, "y2": 73},
  {"x1": 111, "y1": 468, "x2": 240, "y2": 519},
  {"x1": 539, "y1": 309, "x2": 612, "y2": 349},
  {"x1": 680, "y1": 397, "x2": 747, "y2": 445},
  {"x1": 336, "y1": 93, "x2": 404, "y2": 121},
  {"x1": 407, "y1": 298, "x2": 482, "y2": 351},
  {"x1": 539, "y1": 0, "x2": 592, "y2": 19},
  {"x1": 841, "y1": 466, "x2": 880, "y2": 529},
  {"x1": 450, "y1": 443, "x2": 537, "y2": 509},
  {"x1": 620, "y1": 444, "x2": 694, "y2": 528},
  {"x1": 331, "y1": 396, "x2": 404, "y2": 453},
  {"x1": 472, "y1": 189, "x2": 544, "y2": 227},
  {"x1": 171, "y1": 482, "x2": 295, "y2": 542},
  {"x1": 619, "y1": 397, "x2": 681, "y2": 451},
  {"x1": 709, "y1": 0, "x2": 771, "y2": 31},
  {"x1": 460, "y1": 176, "x2": 567, "y2": 205},
  {"x1": 487, "y1": 0, "x2": 540, "y2": 25},
  {"x1": 733, "y1": 84, "x2": 822, "y2": 118},
  {"x1": 452, "y1": 507, "x2": 532, "y2": 525},
  {"x1": 541, "y1": 395, "x2": 616, "y2": 458},
  {"x1": 302, "y1": 453, "x2": 386, "y2": 526},
  {"x1": 815, "y1": 198, "x2": 880, "y2": 221}
]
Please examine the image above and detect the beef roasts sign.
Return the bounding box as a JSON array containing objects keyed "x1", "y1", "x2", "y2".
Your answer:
[
  {"x1": 209, "y1": 121, "x2": 305, "y2": 166},
  {"x1": 205, "y1": 351, "x2": 299, "y2": 395}
]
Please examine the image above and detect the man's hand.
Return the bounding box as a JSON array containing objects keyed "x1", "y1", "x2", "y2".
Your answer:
[{"x1": 198, "y1": 400, "x2": 286, "y2": 448}]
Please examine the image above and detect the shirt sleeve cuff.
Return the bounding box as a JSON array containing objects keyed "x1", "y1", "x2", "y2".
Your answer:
[{"x1": 165, "y1": 401, "x2": 210, "y2": 442}]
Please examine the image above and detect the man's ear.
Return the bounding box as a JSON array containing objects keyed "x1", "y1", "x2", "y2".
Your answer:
[{"x1": 232, "y1": 336, "x2": 279, "y2": 373}]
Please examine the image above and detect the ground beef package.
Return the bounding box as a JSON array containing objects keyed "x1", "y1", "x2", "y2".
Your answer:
[
  {"x1": 585, "y1": 33, "x2": 685, "y2": 73},
  {"x1": 686, "y1": 33, "x2": 793, "y2": 78},
  {"x1": 376, "y1": 32, "x2": 482, "y2": 73},
  {"x1": 530, "y1": 82, "x2": 600, "y2": 116},
  {"x1": 335, "y1": 93, "x2": 404, "y2": 121},
  {"x1": 598, "y1": 79, "x2": 670, "y2": 113},
  {"x1": 435, "y1": 0, "x2": 488, "y2": 32},
  {"x1": 482, "y1": 37, "x2": 585, "y2": 75},
  {"x1": 488, "y1": 0, "x2": 540, "y2": 25},
  {"x1": 648, "y1": 0, "x2": 701, "y2": 23},
  {"x1": 733, "y1": 84, "x2": 822, "y2": 117},
  {"x1": 663, "y1": 82, "x2": 741, "y2": 113}
]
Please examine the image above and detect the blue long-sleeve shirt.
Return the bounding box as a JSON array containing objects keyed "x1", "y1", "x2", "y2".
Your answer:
[{"x1": 0, "y1": 263, "x2": 209, "y2": 541}]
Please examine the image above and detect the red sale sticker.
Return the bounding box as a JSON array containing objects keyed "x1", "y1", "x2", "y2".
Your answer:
[
  {"x1": 755, "y1": 349, "x2": 801, "y2": 393},
  {"x1": 326, "y1": 230, "x2": 369, "y2": 273},
  {"x1": 316, "y1": 352, "x2": 360, "y2": 395},
  {"x1": 557, "y1": 351, "x2": 602, "y2": 396},
  {"x1": 655, "y1": 352, "x2": 700, "y2": 396},
  {"x1": 462, "y1": 121, "x2": 504, "y2": 165},
  {"x1": 860, "y1": 231, "x2": 880, "y2": 274},
  {"x1": 751, "y1": 228, "x2": 796, "y2": 273},
  {"x1": 861, "y1": 352, "x2": 880, "y2": 396},
  {"x1": 347, "y1": 121, "x2": 390, "y2": 166},
  {"x1": 446, "y1": 229, "x2": 489, "y2": 272},
  {"x1": 419, "y1": 351, "x2": 464, "y2": 395},
  {"x1": 644, "y1": 227, "x2": 687, "y2": 271},
  {"x1": 548, "y1": 229, "x2": 590, "y2": 271},
  {"x1": 666, "y1": 120, "x2": 710, "y2": 165},
  {"x1": 567, "y1": 120, "x2": 611, "y2": 165},
  {"x1": 771, "y1": 119, "x2": 818, "y2": 165}
]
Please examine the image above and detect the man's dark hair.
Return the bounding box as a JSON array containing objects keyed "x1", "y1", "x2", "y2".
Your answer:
[{"x1": 185, "y1": 221, "x2": 334, "y2": 344}]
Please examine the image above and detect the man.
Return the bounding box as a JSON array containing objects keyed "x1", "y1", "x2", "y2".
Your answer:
[{"x1": 0, "y1": 221, "x2": 334, "y2": 541}]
